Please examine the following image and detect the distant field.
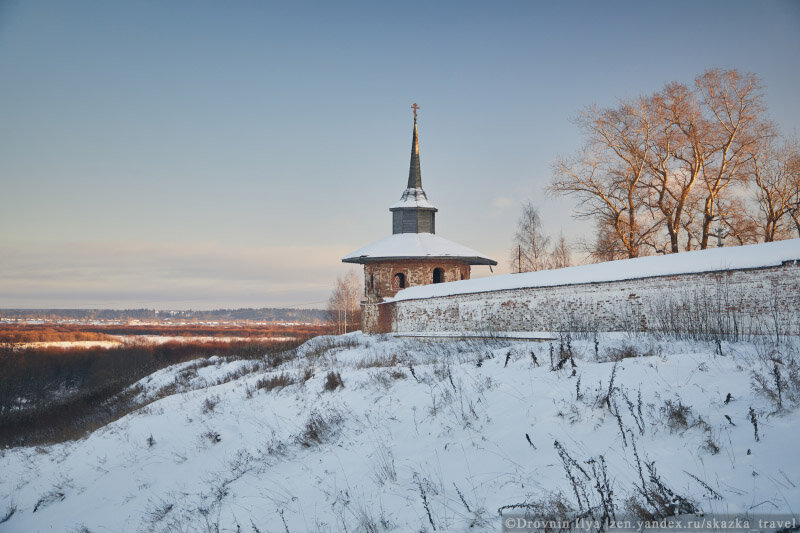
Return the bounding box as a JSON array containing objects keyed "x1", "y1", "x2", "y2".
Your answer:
[
  {"x1": 0, "y1": 322, "x2": 332, "y2": 446},
  {"x1": 0, "y1": 323, "x2": 330, "y2": 347},
  {"x1": 0, "y1": 323, "x2": 330, "y2": 447}
]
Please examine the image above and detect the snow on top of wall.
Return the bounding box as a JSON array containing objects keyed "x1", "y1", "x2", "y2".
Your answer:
[
  {"x1": 342, "y1": 232, "x2": 496, "y2": 264},
  {"x1": 390, "y1": 238, "x2": 800, "y2": 302}
]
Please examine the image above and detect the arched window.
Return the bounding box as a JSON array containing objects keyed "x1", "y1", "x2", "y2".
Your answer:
[
  {"x1": 393, "y1": 272, "x2": 406, "y2": 290},
  {"x1": 433, "y1": 268, "x2": 445, "y2": 284}
]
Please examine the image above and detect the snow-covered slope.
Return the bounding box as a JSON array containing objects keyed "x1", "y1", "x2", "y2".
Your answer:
[
  {"x1": 392, "y1": 238, "x2": 800, "y2": 301},
  {"x1": 1, "y1": 333, "x2": 798, "y2": 532}
]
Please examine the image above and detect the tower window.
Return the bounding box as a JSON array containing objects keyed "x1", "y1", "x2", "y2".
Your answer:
[
  {"x1": 366, "y1": 274, "x2": 374, "y2": 295},
  {"x1": 393, "y1": 272, "x2": 406, "y2": 289},
  {"x1": 433, "y1": 268, "x2": 445, "y2": 284}
]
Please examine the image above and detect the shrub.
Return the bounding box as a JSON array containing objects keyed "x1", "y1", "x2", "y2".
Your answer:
[
  {"x1": 0, "y1": 504, "x2": 16, "y2": 524},
  {"x1": 255, "y1": 373, "x2": 295, "y2": 392},
  {"x1": 605, "y1": 343, "x2": 655, "y2": 362},
  {"x1": 323, "y1": 371, "x2": 344, "y2": 392},
  {"x1": 202, "y1": 430, "x2": 222, "y2": 444},
  {"x1": 389, "y1": 369, "x2": 407, "y2": 380},
  {"x1": 356, "y1": 355, "x2": 397, "y2": 369},
  {"x1": 295, "y1": 409, "x2": 343, "y2": 448},
  {"x1": 498, "y1": 493, "x2": 574, "y2": 527},
  {"x1": 33, "y1": 489, "x2": 65, "y2": 513},
  {"x1": 702, "y1": 434, "x2": 720, "y2": 455},
  {"x1": 372, "y1": 441, "x2": 397, "y2": 485},
  {"x1": 625, "y1": 441, "x2": 699, "y2": 520},
  {"x1": 202, "y1": 396, "x2": 219, "y2": 414},
  {"x1": 750, "y1": 345, "x2": 800, "y2": 412},
  {"x1": 145, "y1": 498, "x2": 174, "y2": 525},
  {"x1": 662, "y1": 399, "x2": 692, "y2": 432}
]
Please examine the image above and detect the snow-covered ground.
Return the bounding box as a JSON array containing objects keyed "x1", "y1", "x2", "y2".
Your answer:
[
  {"x1": 15, "y1": 340, "x2": 123, "y2": 350},
  {"x1": 113, "y1": 335, "x2": 299, "y2": 345},
  {"x1": 14, "y1": 336, "x2": 298, "y2": 350},
  {"x1": 1, "y1": 333, "x2": 798, "y2": 532}
]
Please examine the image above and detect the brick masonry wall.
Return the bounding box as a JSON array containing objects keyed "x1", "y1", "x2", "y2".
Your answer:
[
  {"x1": 364, "y1": 259, "x2": 470, "y2": 300},
  {"x1": 367, "y1": 262, "x2": 800, "y2": 336}
]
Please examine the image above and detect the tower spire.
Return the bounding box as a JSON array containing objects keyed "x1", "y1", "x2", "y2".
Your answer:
[
  {"x1": 391, "y1": 103, "x2": 436, "y2": 234},
  {"x1": 407, "y1": 103, "x2": 422, "y2": 189}
]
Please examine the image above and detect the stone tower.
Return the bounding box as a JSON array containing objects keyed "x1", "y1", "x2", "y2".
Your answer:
[{"x1": 342, "y1": 105, "x2": 496, "y2": 332}]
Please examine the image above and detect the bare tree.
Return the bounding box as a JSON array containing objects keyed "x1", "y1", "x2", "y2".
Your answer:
[
  {"x1": 787, "y1": 142, "x2": 800, "y2": 236},
  {"x1": 510, "y1": 202, "x2": 550, "y2": 272},
  {"x1": 717, "y1": 194, "x2": 760, "y2": 245},
  {"x1": 587, "y1": 221, "x2": 633, "y2": 262},
  {"x1": 551, "y1": 68, "x2": 792, "y2": 256},
  {"x1": 747, "y1": 135, "x2": 800, "y2": 241},
  {"x1": 327, "y1": 270, "x2": 362, "y2": 334},
  {"x1": 644, "y1": 82, "x2": 706, "y2": 252},
  {"x1": 550, "y1": 100, "x2": 661, "y2": 258},
  {"x1": 550, "y1": 232, "x2": 572, "y2": 269},
  {"x1": 695, "y1": 69, "x2": 766, "y2": 248},
  {"x1": 790, "y1": 161, "x2": 800, "y2": 238}
]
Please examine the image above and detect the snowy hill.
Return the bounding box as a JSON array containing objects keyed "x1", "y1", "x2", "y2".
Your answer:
[{"x1": 1, "y1": 333, "x2": 799, "y2": 532}]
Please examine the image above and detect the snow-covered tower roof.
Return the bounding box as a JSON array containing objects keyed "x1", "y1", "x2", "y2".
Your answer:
[{"x1": 342, "y1": 233, "x2": 496, "y2": 265}]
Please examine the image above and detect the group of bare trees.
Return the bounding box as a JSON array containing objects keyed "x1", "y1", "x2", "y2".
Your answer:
[
  {"x1": 509, "y1": 201, "x2": 572, "y2": 272},
  {"x1": 549, "y1": 68, "x2": 800, "y2": 260},
  {"x1": 327, "y1": 270, "x2": 362, "y2": 334}
]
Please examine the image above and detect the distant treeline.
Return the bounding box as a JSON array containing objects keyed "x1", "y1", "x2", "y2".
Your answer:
[
  {"x1": 0, "y1": 307, "x2": 329, "y2": 323},
  {"x1": 0, "y1": 323, "x2": 330, "y2": 344},
  {"x1": 0, "y1": 326, "x2": 116, "y2": 344}
]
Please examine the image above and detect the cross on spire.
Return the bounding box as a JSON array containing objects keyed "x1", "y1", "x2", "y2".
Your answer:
[{"x1": 411, "y1": 103, "x2": 420, "y2": 122}]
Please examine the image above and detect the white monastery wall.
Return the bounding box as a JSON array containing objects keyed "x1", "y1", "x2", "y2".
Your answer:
[
  {"x1": 381, "y1": 262, "x2": 800, "y2": 336},
  {"x1": 366, "y1": 240, "x2": 800, "y2": 336}
]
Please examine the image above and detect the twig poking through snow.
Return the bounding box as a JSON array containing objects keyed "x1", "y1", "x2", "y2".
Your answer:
[
  {"x1": 749, "y1": 407, "x2": 760, "y2": 442},
  {"x1": 683, "y1": 471, "x2": 723, "y2": 500},
  {"x1": 453, "y1": 482, "x2": 472, "y2": 513},
  {"x1": 277, "y1": 509, "x2": 290, "y2": 533},
  {"x1": 408, "y1": 364, "x2": 420, "y2": 383},
  {"x1": 415, "y1": 475, "x2": 436, "y2": 531}
]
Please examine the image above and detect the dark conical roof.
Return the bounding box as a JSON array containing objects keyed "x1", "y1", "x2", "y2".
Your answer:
[{"x1": 407, "y1": 118, "x2": 422, "y2": 189}]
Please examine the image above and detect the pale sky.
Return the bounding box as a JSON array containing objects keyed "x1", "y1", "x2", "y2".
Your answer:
[{"x1": 1, "y1": 1, "x2": 799, "y2": 309}]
